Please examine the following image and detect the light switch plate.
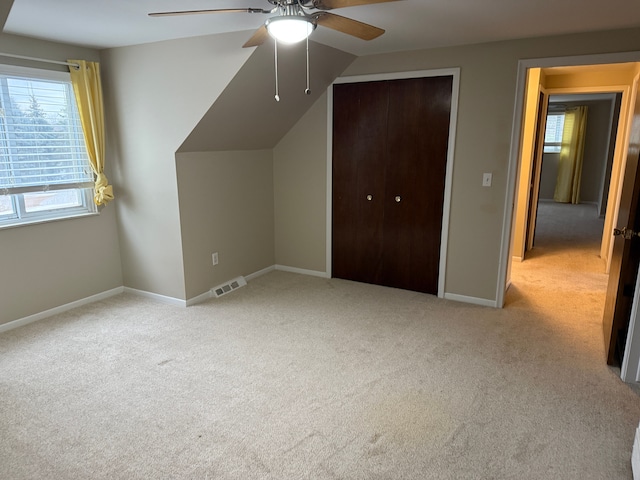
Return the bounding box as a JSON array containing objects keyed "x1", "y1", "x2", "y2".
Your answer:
[{"x1": 482, "y1": 173, "x2": 492, "y2": 187}]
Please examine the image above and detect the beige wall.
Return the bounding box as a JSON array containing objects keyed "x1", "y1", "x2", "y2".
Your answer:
[
  {"x1": 328, "y1": 28, "x2": 640, "y2": 301},
  {"x1": 6, "y1": 26, "x2": 640, "y2": 323},
  {"x1": 274, "y1": 93, "x2": 329, "y2": 273},
  {"x1": 0, "y1": 34, "x2": 122, "y2": 326},
  {"x1": 0, "y1": 212, "x2": 122, "y2": 325},
  {"x1": 176, "y1": 150, "x2": 275, "y2": 300},
  {"x1": 100, "y1": 31, "x2": 254, "y2": 300}
]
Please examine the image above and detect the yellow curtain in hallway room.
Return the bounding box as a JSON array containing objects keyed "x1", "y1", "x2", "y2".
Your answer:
[
  {"x1": 68, "y1": 59, "x2": 114, "y2": 206},
  {"x1": 553, "y1": 105, "x2": 588, "y2": 204}
]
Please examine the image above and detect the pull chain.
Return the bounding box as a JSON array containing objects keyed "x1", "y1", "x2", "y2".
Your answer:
[
  {"x1": 274, "y1": 34, "x2": 312, "y2": 100},
  {"x1": 305, "y1": 35, "x2": 311, "y2": 95},
  {"x1": 274, "y1": 38, "x2": 280, "y2": 102}
]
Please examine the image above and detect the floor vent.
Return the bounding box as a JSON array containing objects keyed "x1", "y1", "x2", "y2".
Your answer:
[{"x1": 211, "y1": 276, "x2": 247, "y2": 298}]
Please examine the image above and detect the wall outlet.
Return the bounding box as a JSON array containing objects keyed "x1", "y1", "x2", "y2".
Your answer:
[{"x1": 212, "y1": 252, "x2": 219, "y2": 266}]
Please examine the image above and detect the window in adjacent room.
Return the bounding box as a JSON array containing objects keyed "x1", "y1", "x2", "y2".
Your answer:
[
  {"x1": 0, "y1": 64, "x2": 96, "y2": 228},
  {"x1": 543, "y1": 111, "x2": 565, "y2": 153}
]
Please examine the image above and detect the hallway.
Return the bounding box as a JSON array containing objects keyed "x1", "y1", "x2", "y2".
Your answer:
[{"x1": 506, "y1": 201, "x2": 608, "y2": 360}]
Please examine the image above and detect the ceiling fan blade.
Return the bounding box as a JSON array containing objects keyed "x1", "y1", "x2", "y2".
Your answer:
[
  {"x1": 243, "y1": 25, "x2": 270, "y2": 48},
  {"x1": 311, "y1": 0, "x2": 401, "y2": 10},
  {"x1": 314, "y1": 12, "x2": 384, "y2": 40},
  {"x1": 149, "y1": 8, "x2": 269, "y2": 17}
]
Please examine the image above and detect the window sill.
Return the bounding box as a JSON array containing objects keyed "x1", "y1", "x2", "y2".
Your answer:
[{"x1": 0, "y1": 210, "x2": 100, "y2": 231}]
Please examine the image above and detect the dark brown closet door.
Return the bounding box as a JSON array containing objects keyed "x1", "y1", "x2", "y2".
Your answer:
[
  {"x1": 332, "y1": 76, "x2": 453, "y2": 295},
  {"x1": 381, "y1": 76, "x2": 452, "y2": 293},
  {"x1": 332, "y1": 81, "x2": 389, "y2": 284}
]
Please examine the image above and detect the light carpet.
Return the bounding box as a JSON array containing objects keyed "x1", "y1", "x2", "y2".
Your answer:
[{"x1": 1, "y1": 202, "x2": 640, "y2": 479}]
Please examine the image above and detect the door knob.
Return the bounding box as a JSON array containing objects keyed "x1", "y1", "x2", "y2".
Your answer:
[
  {"x1": 614, "y1": 227, "x2": 640, "y2": 239},
  {"x1": 366, "y1": 195, "x2": 373, "y2": 201},
  {"x1": 395, "y1": 195, "x2": 401, "y2": 203}
]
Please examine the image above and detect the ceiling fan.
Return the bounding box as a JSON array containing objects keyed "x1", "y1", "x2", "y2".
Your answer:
[{"x1": 148, "y1": 0, "x2": 400, "y2": 48}]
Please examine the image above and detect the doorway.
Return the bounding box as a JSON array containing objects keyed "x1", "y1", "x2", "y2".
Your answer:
[
  {"x1": 527, "y1": 92, "x2": 620, "y2": 258},
  {"x1": 502, "y1": 56, "x2": 640, "y2": 372}
]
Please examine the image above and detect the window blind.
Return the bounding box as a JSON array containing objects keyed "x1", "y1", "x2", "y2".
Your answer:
[
  {"x1": 543, "y1": 112, "x2": 565, "y2": 153},
  {"x1": 544, "y1": 113, "x2": 565, "y2": 143},
  {"x1": 0, "y1": 74, "x2": 93, "y2": 194}
]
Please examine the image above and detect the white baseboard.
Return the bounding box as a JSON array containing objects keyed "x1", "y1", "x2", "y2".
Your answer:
[
  {"x1": 0, "y1": 287, "x2": 124, "y2": 334},
  {"x1": 246, "y1": 265, "x2": 276, "y2": 282},
  {"x1": 275, "y1": 264, "x2": 330, "y2": 278},
  {"x1": 123, "y1": 287, "x2": 187, "y2": 308},
  {"x1": 186, "y1": 290, "x2": 212, "y2": 307},
  {"x1": 187, "y1": 265, "x2": 279, "y2": 305},
  {"x1": 444, "y1": 292, "x2": 498, "y2": 308},
  {"x1": 187, "y1": 265, "x2": 320, "y2": 304},
  {"x1": 132, "y1": 266, "x2": 329, "y2": 308},
  {"x1": 7, "y1": 265, "x2": 466, "y2": 334},
  {"x1": 187, "y1": 266, "x2": 277, "y2": 305}
]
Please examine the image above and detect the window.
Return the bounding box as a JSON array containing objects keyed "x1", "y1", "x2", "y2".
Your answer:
[
  {"x1": 0, "y1": 65, "x2": 96, "y2": 228},
  {"x1": 543, "y1": 112, "x2": 565, "y2": 153}
]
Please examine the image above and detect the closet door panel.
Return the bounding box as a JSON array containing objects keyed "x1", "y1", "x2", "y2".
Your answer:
[
  {"x1": 332, "y1": 81, "x2": 389, "y2": 284},
  {"x1": 332, "y1": 76, "x2": 453, "y2": 295},
  {"x1": 381, "y1": 76, "x2": 453, "y2": 293}
]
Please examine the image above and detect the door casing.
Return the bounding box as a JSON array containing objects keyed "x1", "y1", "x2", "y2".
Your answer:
[
  {"x1": 524, "y1": 90, "x2": 549, "y2": 255},
  {"x1": 500, "y1": 52, "x2": 640, "y2": 309}
]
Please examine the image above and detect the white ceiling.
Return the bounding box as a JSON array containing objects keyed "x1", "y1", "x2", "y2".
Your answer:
[{"x1": 4, "y1": 0, "x2": 640, "y2": 56}]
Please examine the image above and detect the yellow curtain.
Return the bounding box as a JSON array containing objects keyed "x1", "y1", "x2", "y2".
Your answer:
[
  {"x1": 553, "y1": 106, "x2": 588, "y2": 204},
  {"x1": 68, "y1": 59, "x2": 113, "y2": 206}
]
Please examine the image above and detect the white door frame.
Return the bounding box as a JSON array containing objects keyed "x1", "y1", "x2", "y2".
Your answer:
[
  {"x1": 498, "y1": 51, "x2": 640, "y2": 308},
  {"x1": 500, "y1": 51, "x2": 640, "y2": 383},
  {"x1": 326, "y1": 68, "x2": 461, "y2": 298},
  {"x1": 622, "y1": 268, "x2": 640, "y2": 382},
  {"x1": 514, "y1": 85, "x2": 628, "y2": 266}
]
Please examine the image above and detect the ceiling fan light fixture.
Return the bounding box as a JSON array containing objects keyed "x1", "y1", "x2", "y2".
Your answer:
[{"x1": 266, "y1": 16, "x2": 315, "y2": 44}]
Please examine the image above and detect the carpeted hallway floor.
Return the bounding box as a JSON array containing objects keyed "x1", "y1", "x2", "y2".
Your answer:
[{"x1": 1, "y1": 202, "x2": 639, "y2": 479}]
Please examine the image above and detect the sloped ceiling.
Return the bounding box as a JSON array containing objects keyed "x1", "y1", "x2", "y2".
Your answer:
[
  {"x1": 0, "y1": 0, "x2": 13, "y2": 30},
  {"x1": 178, "y1": 40, "x2": 355, "y2": 153}
]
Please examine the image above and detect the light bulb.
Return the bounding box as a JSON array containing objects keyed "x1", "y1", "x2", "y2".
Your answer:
[{"x1": 266, "y1": 16, "x2": 315, "y2": 44}]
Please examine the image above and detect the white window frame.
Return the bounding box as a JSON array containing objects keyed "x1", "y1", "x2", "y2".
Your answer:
[
  {"x1": 543, "y1": 111, "x2": 565, "y2": 154},
  {"x1": 0, "y1": 64, "x2": 97, "y2": 229}
]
